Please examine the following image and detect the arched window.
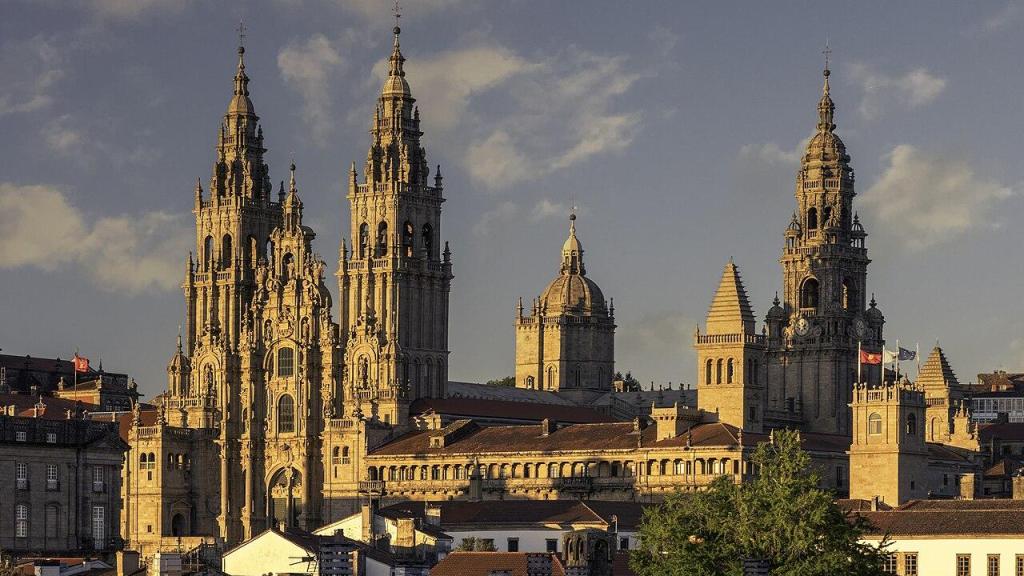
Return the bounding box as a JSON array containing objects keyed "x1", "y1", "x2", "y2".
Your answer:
[
  {"x1": 15, "y1": 504, "x2": 29, "y2": 538},
  {"x1": 277, "y1": 348, "x2": 294, "y2": 378},
  {"x1": 821, "y1": 206, "x2": 832, "y2": 228},
  {"x1": 807, "y1": 207, "x2": 818, "y2": 230},
  {"x1": 526, "y1": 376, "x2": 535, "y2": 389},
  {"x1": 867, "y1": 413, "x2": 882, "y2": 435},
  {"x1": 221, "y1": 234, "x2": 232, "y2": 268},
  {"x1": 727, "y1": 359, "x2": 734, "y2": 384},
  {"x1": 402, "y1": 221, "x2": 415, "y2": 258},
  {"x1": 248, "y1": 235, "x2": 258, "y2": 268},
  {"x1": 203, "y1": 236, "x2": 214, "y2": 271},
  {"x1": 278, "y1": 395, "x2": 295, "y2": 433},
  {"x1": 422, "y1": 223, "x2": 433, "y2": 259},
  {"x1": 342, "y1": 446, "x2": 350, "y2": 464},
  {"x1": 705, "y1": 359, "x2": 712, "y2": 385},
  {"x1": 716, "y1": 359, "x2": 723, "y2": 384},
  {"x1": 171, "y1": 513, "x2": 185, "y2": 537},
  {"x1": 376, "y1": 222, "x2": 388, "y2": 257},
  {"x1": 842, "y1": 278, "x2": 853, "y2": 310},
  {"x1": 800, "y1": 278, "x2": 820, "y2": 310},
  {"x1": 359, "y1": 223, "x2": 369, "y2": 259},
  {"x1": 547, "y1": 366, "x2": 555, "y2": 390},
  {"x1": 906, "y1": 413, "x2": 917, "y2": 436}
]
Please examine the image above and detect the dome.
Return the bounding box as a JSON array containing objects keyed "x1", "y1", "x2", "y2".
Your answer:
[
  {"x1": 167, "y1": 348, "x2": 190, "y2": 373},
  {"x1": 766, "y1": 294, "x2": 785, "y2": 319},
  {"x1": 865, "y1": 295, "x2": 884, "y2": 320},
  {"x1": 382, "y1": 74, "x2": 411, "y2": 98},
  {"x1": 804, "y1": 130, "x2": 848, "y2": 162},
  {"x1": 229, "y1": 93, "x2": 255, "y2": 115},
  {"x1": 539, "y1": 273, "x2": 606, "y2": 316}
]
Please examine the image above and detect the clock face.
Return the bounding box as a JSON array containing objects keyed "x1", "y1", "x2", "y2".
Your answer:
[
  {"x1": 795, "y1": 317, "x2": 810, "y2": 336},
  {"x1": 853, "y1": 317, "x2": 867, "y2": 339}
]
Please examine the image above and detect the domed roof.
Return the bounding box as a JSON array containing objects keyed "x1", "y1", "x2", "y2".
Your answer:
[
  {"x1": 381, "y1": 28, "x2": 411, "y2": 98},
  {"x1": 167, "y1": 333, "x2": 190, "y2": 372},
  {"x1": 539, "y1": 273, "x2": 606, "y2": 316},
  {"x1": 537, "y1": 214, "x2": 607, "y2": 316},
  {"x1": 865, "y1": 294, "x2": 884, "y2": 319},
  {"x1": 766, "y1": 293, "x2": 785, "y2": 319},
  {"x1": 228, "y1": 47, "x2": 256, "y2": 116}
]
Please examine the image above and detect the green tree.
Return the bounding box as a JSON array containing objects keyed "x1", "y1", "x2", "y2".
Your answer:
[
  {"x1": 614, "y1": 371, "x2": 641, "y2": 390},
  {"x1": 630, "y1": 430, "x2": 888, "y2": 576},
  {"x1": 456, "y1": 537, "x2": 497, "y2": 552},
  {"x1": 485, "y1": 376, "x2": 515, "y2": 387}
]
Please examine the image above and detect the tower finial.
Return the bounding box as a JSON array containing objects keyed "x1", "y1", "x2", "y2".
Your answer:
[
  {"x1": 237, "y1": 19, "x2": 247, "y2": 53},
  {"x1": 177, "y1": 324, "x2": 182, "y2": 352},
  {"x1": 823, "y1": 37, "x2": 831, "y2": 76},
  {"x1": 393, "y1": 0, "x2": 401, "y2": 37}
]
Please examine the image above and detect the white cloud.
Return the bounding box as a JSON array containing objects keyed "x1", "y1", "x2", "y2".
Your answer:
[
  {"x1": 967, "y1": 3, "x2": 1023, "y2": 36},
  {"x1": 531, "y1": 199, "x2": 568, "y2": 222},
  {"x1": 0, "y1": 36, "x2": 63, "y2": 117},
  {"x1": 739, "y1": 139, "x2": 809, "y2": 166},
  {"x1": 41, "y1": 115, "x2": 84, "y2": 153},
  {"x1": 472, "y1": 201, "x2": 518, "y2": 237},
  {"x1": 849, "y1": 64, "x2": 947, "y2": 120},
  {"x1": 0, "y1": 184, "x2": 191, "y2": 294},
  {"x1": 860, "y1": 145, "x2": 1014, "y2": 250},
  {"x1": 278, "y1": 34, "x2": 345, "y2": 144}
]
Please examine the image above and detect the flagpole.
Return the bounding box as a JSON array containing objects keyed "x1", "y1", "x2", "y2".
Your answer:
[
  {"x1": 916, "y1": 342, "x2": 920, "y2": 376},
  {"x1": 896, "y1": 339, "x2": 900, "y2": 382},
  {"x1": 858, "y1": 340, "x2": 862, "y2": 384}
]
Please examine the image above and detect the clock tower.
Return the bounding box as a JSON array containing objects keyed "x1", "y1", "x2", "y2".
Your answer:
[{"x1": 763, "y1": 62, "x2": 884, "y2": 436}]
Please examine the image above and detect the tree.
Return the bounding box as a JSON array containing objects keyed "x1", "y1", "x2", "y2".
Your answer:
[
  {"x1": 485, "y1": 376, "x2": 515, "y2": 387},
  {"x1": 456, "y1": 537, "x2": 497, "y2": 552},
  {"x1": 614, "y1": 371, "x2": 641, "y2": 390},
  {"x1": 630, "y1": 430, "x2": 889, "y2": 576}
]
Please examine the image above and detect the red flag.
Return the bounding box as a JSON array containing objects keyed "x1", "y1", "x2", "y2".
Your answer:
[
  {"x1": 73, "y1": 354, "x2": 89, "y2": 373},
  {"x1": 860, "y1": 349, "x2": 882, "y2": 365}
]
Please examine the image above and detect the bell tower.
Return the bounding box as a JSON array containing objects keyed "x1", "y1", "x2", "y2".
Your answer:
[
  {"x1": 764, "y1": 59, "x2": 884, "y2": 436},
  {"x1": 337, "y1": 23, "x2": 453, "y2": 426}
]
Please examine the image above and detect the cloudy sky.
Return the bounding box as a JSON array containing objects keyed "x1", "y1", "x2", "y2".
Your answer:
[{"x1": 2, "y1": 0, "x2": 1023, "y2": 397}]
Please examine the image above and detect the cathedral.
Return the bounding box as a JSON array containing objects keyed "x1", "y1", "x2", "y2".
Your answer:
[{"x1": 121, "y1": 20, "x2": 985, "y2": 558}]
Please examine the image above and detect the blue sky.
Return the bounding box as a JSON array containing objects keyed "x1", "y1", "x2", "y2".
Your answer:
[{"x1": 1, "y1": 0, "x2": 1023, "y2": 398}]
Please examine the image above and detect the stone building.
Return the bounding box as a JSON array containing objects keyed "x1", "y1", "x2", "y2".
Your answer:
[
  {"x1": 762, "y1": 65, "x2": 885, "y2": 436},
  {"x1": 515, "y1": 214, "x2": 615, "y2": 402},
  {"x1": 0, "y1": 404, "x2": 127, "y2": 554}
]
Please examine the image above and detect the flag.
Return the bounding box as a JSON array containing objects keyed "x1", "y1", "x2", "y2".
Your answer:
[
  {"x1": 73, "y1": 354, "x2": 89, "y2": 373},
  {"x1": 860, "y1": 349, "x2": 883, "y2": 365},
  {"x1": 883, "y1": 347, "x2": 917, "y2": 363}
]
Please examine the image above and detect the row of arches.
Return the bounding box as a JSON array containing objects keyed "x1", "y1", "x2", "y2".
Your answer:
[
  {"x1": 867, "y1": 412, "x2": 916, "y2": 436},
  {"x1": 202, "y1": 234, "x2": 302, "y2": 273},
  {"x1": 357, "y1": 221, "x2": 434, "y2": 259}
]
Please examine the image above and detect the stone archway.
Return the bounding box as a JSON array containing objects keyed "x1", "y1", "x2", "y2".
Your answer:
[{"x1": 267, "y1": 468, "x2": 303, "y2": 529}]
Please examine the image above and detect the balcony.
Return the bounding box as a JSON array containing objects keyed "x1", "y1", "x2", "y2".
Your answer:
[
  {"x1": 554, "y1": 477, "x2": 593, "y2": 493},
  {"x1": 16, "y1": 478, "x2": 28, "y2": 490},
  {"x1": 93, "y1": 481, "x2": 105, "y2": 493},
  {"x1": 46, "y1": 479, "x2": 59, "y2": 491},
  {"x1": 358, "y1": 480, "x2": 385, "y2": 496}
]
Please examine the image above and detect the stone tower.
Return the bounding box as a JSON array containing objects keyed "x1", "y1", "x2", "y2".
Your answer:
[
  {"x1": 694, "y1": 260, "x2": 766, "y2": 433},
  {"x1": 336, "y1": 24, "x2": 453, "y2": 426},
  {"x1": 137, "y1": 41, "x2": 341, "y2": 551},
  {"x1": 848, "y1": 381, "x2": 928, "y2": 505},
  {"x1": 515, "y1": 214, "x2": 615, "y2": 400},
  {"x1": 764, "y1": 63, "x2": 884, "y2": 436}
]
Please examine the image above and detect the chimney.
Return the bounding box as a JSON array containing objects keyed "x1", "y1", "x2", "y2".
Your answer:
[
  {"x1": 870, "y1": 496, "x2": 881, "y2": 512},
  {"x1": 1013, "y1": 474, "x2": 1024, "y2": 500},
  {"x1": 959, "y1": 473, "x2": 977, "y2": 500},
  {"x1": 540, "y1": 418, "x2": 556, "y2": 437},
  {"x1": 117, "y1": 551, "x2": 141, "y2": 576},
  {"x1": 425, "y1": 502, "x2": 442, "y2": 526}
]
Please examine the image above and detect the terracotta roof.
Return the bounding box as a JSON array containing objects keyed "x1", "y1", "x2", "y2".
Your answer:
[
  {"x1": 430, "y1": 552, "x2": 565, "y2": 576},
  {"x1": 0, "y1": 393, "x2": 99, "y2": 420},
  {"x1": 115, "y1": 410, "x2": 158, "y2": 441},
  {"x1": 445, "y1": 382, "x2": 578, "y2": 406},
  {"x1": 379, "y1": 499, "x2": 646, "y2": 531},
  {"x1": 861, "y1": 499, "x2": 1024, "y2": 536},
  {"x1": 985, "y1": 457, "x2": 1023, "y2": 478},
  {"x1": 926, "y1": 442, "x2": 974, "y2": 464},
  {"x1": 411, "y1": 397, "x2": 614, "y2": 424},
  {"x1": 370, "y1": 421, "x2": 642, "y2": 456},
  {"x1": 835, "y1": 499, "x2": 893, "y2": 513},
  {"x1": 980, "y1": 422, "x2": 1024, "y2": 442}
]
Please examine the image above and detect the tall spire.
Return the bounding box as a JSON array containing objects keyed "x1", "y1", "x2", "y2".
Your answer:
[
  {"x1": 817, "y1": 46, "x2": 835, "y2": 133},
  {"x1": 229, "y1": 24, "x2": 254, "y2": 116}
]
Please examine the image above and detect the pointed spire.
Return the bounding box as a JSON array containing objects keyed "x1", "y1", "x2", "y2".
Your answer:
[
  {"x1": 176, "y1": 324, "x2": 183, "y2": 352},
  {"x1": 228, "y1": 33, "x2": 255, "y2": 116},
  {"x1": 705, "y1": 259, "x2": 756, "y2": 335},
  {"x1": 918, "y1": 346, "x2": 961, "y2": 390},
  {"x1": 817, "y1": 43, "x2": 835, "y2": 133}
]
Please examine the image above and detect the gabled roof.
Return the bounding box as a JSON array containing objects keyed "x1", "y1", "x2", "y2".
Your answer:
[
  {"x1": 411, "y1": 397, "x2": 613, "y2": 424},
  {"x1": 379, "y1": 499, "x2": 646, "y2": 531},
  {"x1": 704, "y1": 260, "x2": 755, "y2": 335},
  {"x1": 369, "y1": 421, "x2": 643, "y2": 456},
  {"x1": 0, "y1": 393, "x2": 99, "y2": 420}
]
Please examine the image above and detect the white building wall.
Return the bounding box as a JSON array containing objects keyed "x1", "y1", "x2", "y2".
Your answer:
[
  {"x1": 445, "y1": 528, "x2": 637, "y2": 553},
  {"x1": 222, "y1": 533, "x2": 315, "y2": 576},
  {"x1": 863, "y1": 536, "x2": 1024, "y2": 576}
]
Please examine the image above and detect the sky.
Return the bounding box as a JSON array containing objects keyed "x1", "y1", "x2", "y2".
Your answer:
[{"x1": 1, "y1": 0, "x2": 1023, "y2": 399}]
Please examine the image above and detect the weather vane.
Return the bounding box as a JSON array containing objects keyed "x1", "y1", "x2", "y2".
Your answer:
[
  {"x1": 393, "y1": 0, "x2": 401, "y2": 28},
  {"x1": 237, "y1": 19, "x2": 247, "y2": 49},
  {"x1": 823, "y1": 38, "x2": 831, "y2": 71}
]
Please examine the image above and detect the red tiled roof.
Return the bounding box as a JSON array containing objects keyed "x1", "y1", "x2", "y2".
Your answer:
[
  {"x1": 115, "y1": 410, "x2": 158, "y2": 441},
  {"x1": 835, "y1": 499, "x2": 893, "y2": 513},
  {"x1": 370, "y1": 421, "x2": 642, "y2": 456},
  {"x1": 411, "y1": 397, "x2": 614, "y2": 424},
  {"x1": 379, "y1": 499, "x2": 647, "y2": 530},
  {"x1": 980, "y1": 422, "x2": 1024, "y2": 442},
  {"x1": 0, "y1": 393, "x2": 99, "y2": 420},
  {"x1": 860, "y1": 499, "x2": 1024, "y2": 536},
  {"x1": 430, "y1": 552, "x2": 565, "y2": 576}
]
